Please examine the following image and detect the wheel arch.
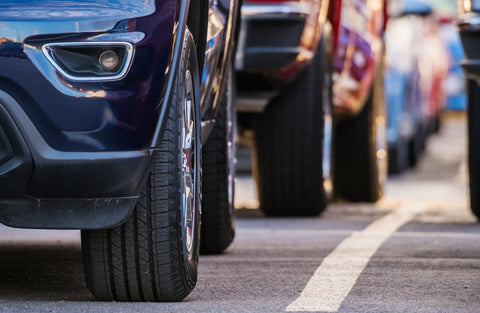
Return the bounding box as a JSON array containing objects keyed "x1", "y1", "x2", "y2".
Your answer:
[{"x1": 150, "y1": 0, "x2": 205, "y2": 148}]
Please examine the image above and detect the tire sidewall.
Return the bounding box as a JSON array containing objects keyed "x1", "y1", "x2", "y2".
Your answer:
[
  {"x1": 226, "y1": 63, "x2": 236, "y2": 224},
  {"x1": 178, "y1": 28, "x2": 202, "y2": 281}
]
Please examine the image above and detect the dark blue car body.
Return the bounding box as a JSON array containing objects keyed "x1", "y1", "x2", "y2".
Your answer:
[{"x1": 0, "y1": 0, "x2": 235, "y2": 229}]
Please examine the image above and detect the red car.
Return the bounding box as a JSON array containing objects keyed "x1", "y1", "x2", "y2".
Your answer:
[{"x1": 236, "y1": 0, "x2": 388, "y2": 216}]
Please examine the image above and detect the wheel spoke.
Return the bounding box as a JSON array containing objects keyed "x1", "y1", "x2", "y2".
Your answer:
[{"x1": 181, "y1": 69, "x2": 196, "y2": 259}]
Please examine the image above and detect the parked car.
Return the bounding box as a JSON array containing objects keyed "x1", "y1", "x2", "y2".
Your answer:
[
  {"x1": 384, "y1": 11, "x2": 421, "y2": 173},
  {"x1": 385, "y1": 0, "x2": 448, "y2": 173},
  {"x1": 417, "y1": 12, "x2": 449, "y2": 136},
  {"x1": 427, "y1": 0, "x2": 467, "y2": 111},
  {"x1": 0, "y1": 0, "x2": 239, "y2": 301},
  {"x1": 235, "y1": 0, "x2": 388, "y2": 216},
  {"x1": 459, "y1": 0, "x2": 480, "y2": 220}
]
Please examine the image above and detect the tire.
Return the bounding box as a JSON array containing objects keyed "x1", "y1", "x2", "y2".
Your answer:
[
  {"x1": 253, "y1": 31, "x2": 334, "y2": 217},
  {"x1": 408, "y1": 123, "x2": 425, "y2": 168},
  {"x1": 81, "y1": 29, "x2": 202, "y2": 302},
  {"x1": 388, "y1": 137, "x2": 408, "y2": 174},
  {"x1": 334, "y1": 53, "x2": 387, "y2": 202},
  {"x1": 433, "y1": 114, "x2": 442, "y2": 134},
  {"x1": 467, "y1": 79, "x2": 480, "y2": 220},
  {"x1": 200, "y1": 63, "x2": 236, "y2": 254}
]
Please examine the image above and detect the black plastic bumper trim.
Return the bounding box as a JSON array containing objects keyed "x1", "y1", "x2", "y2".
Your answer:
[
  {"x1": 241, "y1": 15, "x2": 306, "y2": 72},
  {"x1": 0, "y1": 90, "x2": 154, "y2": 198},
  {"x1": 0, "y1": 196, "x2": 137, "y2": 229},
  {"x1": 460, "y1": 27, "x2": 480, "y2": 82},
  {"x1": 0, "y1": 103, "x2": 33, "y2": 197},
  {"x1": 461, "y1": 60, "x2": 480, "y2": 82},
  {"x1": 0, "y1": 124, "x2": 14, "y2": 164}
]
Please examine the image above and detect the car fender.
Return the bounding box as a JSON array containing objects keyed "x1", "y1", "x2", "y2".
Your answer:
[
  {"x1": 330, "y1": 0, "x2": 386, "y2": 118},
  {"x1": 150, "y1": 0, "x2": 195, "y2": 147}
]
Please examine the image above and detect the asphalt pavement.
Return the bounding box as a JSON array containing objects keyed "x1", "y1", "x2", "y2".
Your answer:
[{"x1": 0, "y1": 113, "x2": 479, "y2": 313}]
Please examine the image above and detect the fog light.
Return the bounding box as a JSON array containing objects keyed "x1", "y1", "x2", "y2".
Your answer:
[{"x1": 99, "y1": 50, "x2": 119, "y2": 70}]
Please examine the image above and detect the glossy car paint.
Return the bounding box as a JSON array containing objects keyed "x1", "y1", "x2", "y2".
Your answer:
[
  {"x1": 200, "y1": 0, "x2": 240, "y2": 140},
  {"x1": 0, "y1": 0, "x2": 237, "y2": 151},
  {"x1": 0, "y1": 0, "x2": 184, "y2": 152},
  {"x1": 331, "y1": 0, "x2": 385, "y2": 116}
]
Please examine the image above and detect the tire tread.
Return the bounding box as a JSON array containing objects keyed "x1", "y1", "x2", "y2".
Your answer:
[
  {"x1": 200, "y1": 78, "x2": 235, "y2": 254},
  {"x1": 81, "y1": 31, "x2": 199, "y2": 301},
  {"x1": 253, "y1": 37, "x2": 331, "y2": 216}
]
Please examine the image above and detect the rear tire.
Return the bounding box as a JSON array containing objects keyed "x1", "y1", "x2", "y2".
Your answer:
[
  {"x1": 334, "y1": 53, "x2": 387, "y2": 202},
  {"x1": 253, "y1": 32, "x2": 334, "y2": 217},
  {"x1": 200, "y1": 64, "x2": 236, "y2": 254},
  {"x1": 467, "y1": 79, "x2": 480, "y2": 220},
  {"x1": 81, "y1": 29, "x2": 201, "y2": 302}
]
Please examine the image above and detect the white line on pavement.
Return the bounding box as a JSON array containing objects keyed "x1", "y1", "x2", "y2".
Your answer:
[{"x1": 285, "y1": 206, "x2": 420, "y2": 312}]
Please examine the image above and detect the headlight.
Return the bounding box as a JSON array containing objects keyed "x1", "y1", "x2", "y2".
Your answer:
[
  {"x1": 42, "y1": 41, "x2": 133, "y2": 82},
  {"x1": 459, "y1": 0, "x2": 480, "y2": 14}
]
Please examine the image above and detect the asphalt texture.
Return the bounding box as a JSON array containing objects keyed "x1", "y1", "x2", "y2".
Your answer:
[{"x1": 0, "y1": 113, "x2": 479, "y2": 313}]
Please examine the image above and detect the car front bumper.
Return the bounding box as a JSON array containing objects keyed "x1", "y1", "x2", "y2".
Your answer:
[{"x1": 0, "y1": 90, "x2": 154, "y2": 229}]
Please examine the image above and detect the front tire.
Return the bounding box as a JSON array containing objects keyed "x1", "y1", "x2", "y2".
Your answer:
[
  {"x1": 81, "y1": 29, "x2": 201, "y2": 302},
  {"x1": 253, "y1": 32, "x2": 334, "y2": 217}
]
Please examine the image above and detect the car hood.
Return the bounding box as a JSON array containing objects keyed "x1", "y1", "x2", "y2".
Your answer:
[
  {"x1": 0, "y1": 0, "x2": 156, "y2": 41},
  {"x1": 0, "y1": 0, "x2": 155, "y2": 21}
]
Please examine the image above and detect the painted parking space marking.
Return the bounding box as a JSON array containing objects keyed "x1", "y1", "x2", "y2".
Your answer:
[{"x1": 286, "y1": 206, "x2": 420, "y2": 312}]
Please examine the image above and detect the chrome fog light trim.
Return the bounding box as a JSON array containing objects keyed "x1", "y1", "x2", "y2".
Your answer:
[{"x1": 42, "y1": 41, "x2": 134, "y2": 82}]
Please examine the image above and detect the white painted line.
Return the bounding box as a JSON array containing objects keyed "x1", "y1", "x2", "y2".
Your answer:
[{"x1": 286, "y1": 206, "x2": 420, "y2": 312}]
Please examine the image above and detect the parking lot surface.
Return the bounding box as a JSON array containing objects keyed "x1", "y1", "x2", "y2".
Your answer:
[{"x1": 0, "y1": 113, "x2": 479, "y2": 313}]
